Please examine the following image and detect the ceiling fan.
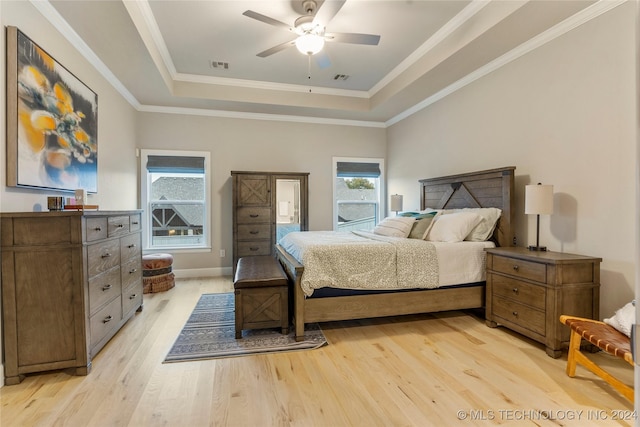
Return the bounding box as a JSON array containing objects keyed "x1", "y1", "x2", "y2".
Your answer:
[{"x1": 243, "y1": 0, "x2": 380, "y2": 67}]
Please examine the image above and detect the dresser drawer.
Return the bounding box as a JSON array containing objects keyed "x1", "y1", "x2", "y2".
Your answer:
[
  {"x1": 90, "y1": 297, "x2": 122, "y2": 349},
  {"x1": 108, "y1": 216, "x2": 130, "y2": 237},
  {"x1": 120, "y1": 233, "x2": 141, "y2": 262},
  {"x1": 121, "y1": 257, "x2": 142, "y2": 290},
  {"x1": 491, "y1": 274, "x2": 545, "y2": 310},
  {"x1": 129, "y1": 214, "x2": 141, "y2": 232},
  {"x1": 492, "y1": 255, "x2": 546, "y2": 283},
  {"x1": 87, "y1": 239, "x2": 121, "y2": 277},
  {"x1": 237, "y1": 207, "x2": 271, "y2": 224},
  {"x1": 493, "y1": 296, "x2": 545, "y2": 336},
  {"x1": 237, "y1": 224, "x2": 271, "y2": 241},
  {"x1": 237, "y1": 241, "x2": 272, "y2": 257},
  {"x1": 86, "y1": 217, "x2": 108, "y2": 242},
  {"x1": 122, "y1": 283, "x2": 143, "y2": 318},
  {"x1": 88, "y1": 267, "x2": 122, "y2": 314}
]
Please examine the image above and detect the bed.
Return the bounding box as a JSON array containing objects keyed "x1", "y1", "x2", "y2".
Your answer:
[{"x1": 275, "y1": 166, "x2": 515, "y2": 341}]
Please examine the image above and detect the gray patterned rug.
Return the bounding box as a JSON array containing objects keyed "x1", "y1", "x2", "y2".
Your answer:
[{"x1": 164, "y1": 292, "x2": 327, "y2": 362}]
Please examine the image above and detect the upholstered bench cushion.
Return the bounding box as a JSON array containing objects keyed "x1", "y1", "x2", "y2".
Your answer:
[{"x1": 234, "y1": 256, "x2": 287, "y2": 289}]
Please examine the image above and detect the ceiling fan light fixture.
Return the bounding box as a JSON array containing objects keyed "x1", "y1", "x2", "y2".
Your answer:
[{"x1": 295, "y1": 33, "x2": 325, "y2": 55}]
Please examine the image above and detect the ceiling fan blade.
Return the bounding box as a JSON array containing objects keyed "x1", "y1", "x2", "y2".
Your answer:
[
  {"x1": 256, "y1": 39, "x2": 297, "y2": 57},
  {"x1": 325, "y1": 32, "x2": 381, "y2": 45},
  {"x1": 243, "y1": 10, "x2": 292, "y2": 31},
  {"x1": 312, "y1": 0, "x2": 346, "y2": 27},
  {"x1": 314, "y1": 50, "x2": 332, "y2": 69}
]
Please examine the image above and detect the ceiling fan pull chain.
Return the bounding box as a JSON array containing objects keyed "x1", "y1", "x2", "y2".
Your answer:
[{"x1": 307, "y1": 55, "x2": 312, "y2": 93}]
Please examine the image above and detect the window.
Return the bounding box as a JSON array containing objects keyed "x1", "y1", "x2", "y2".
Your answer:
[
  {"x1": 332, "y1": 157, "x2": 385, "y2": 231},
  {"x1": 140, "y1": 149, "x2": 210, "y2": 251}
]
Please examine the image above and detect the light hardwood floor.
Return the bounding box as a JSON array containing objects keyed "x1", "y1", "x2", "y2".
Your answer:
[{"x1": 1, "y1": 277, "x2": 635, "y2": 427}]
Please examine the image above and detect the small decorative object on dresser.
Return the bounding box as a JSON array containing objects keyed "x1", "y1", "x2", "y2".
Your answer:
[
  {"x1": 0, "y1": 210, "x2": 143, "y2": 384},
  {"x1": 485, "y1": 247, "x2": 601, "y2": 358}
]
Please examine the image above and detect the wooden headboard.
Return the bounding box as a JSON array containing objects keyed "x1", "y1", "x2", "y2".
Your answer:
[{"x1": 419, "y1": 166, "x2": 515, "y2": 247}]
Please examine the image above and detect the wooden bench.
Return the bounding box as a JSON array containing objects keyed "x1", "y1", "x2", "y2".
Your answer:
[
  {"x1": 560, "y1": 315, "x2": 634, "y2": 402},
  {"x1": 234, "y1": 256, "x2": 289, "y2": 339}
]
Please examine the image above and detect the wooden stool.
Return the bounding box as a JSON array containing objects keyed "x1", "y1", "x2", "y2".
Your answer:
[
  {"x1": 142, "y1": 253, "x2": 175, "y2": 293},
  {"x1": 560, "y1": 315, "x2": 634, "y2": 402},
  {"x1": 234, "y1": 256, "x2": 289, "y2": 339}
]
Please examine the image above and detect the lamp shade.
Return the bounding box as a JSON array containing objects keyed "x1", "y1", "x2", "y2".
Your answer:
[
  {"x1": 295, "y1": 34, "x2": 325, "y2": 55},
  {"x1": 525, "y1": 184, "x2": 554, "y2": 215},
  {"x1": 390, "y1": 194, "x2": 403, "y2": 212}
]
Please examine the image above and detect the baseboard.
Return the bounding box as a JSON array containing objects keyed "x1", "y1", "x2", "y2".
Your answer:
[
  {"x1": 173, "y1": 267, "x2": 232, "y2": 279},
  {"x1": 0, "y1": 362, "x2": 4, "y2": 388}
]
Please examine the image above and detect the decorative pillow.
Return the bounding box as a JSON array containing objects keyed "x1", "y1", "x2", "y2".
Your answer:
[
  {"x1": 441, "y1": 208, "x2": 502, "y2": 241},
  {"x1": 604, "y1": 300, "x2": 635, "y2": 337},
  {"x1": 426, "y1": 212, "x2": 483, "y2": 242},
  {"x1": 407, "y1": 212, "x2": 438, "y2": 239},
  {"x1": 373, "y1": 216, "x2": 415, "y2": 238}
]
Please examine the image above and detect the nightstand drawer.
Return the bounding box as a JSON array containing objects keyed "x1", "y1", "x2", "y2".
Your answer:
[
  {"x1": 492, "y1": 255, "x2": 546, "y2": 283},
  {"x1": 493, "y1": 296, "x2": 545, "y2": 335},
  {"x1": 491, "y1": 275, "x2": 545, "y2": 310}
]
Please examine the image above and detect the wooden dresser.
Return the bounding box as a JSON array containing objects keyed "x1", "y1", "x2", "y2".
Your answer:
[
  {"x1": 1, "y1": 210, "x2": 143, "y2": 384},
  {"x1": 485, "y1": 247, "x2": 601, "y2": 358},
  {"x1": 231, "y1": 171, "x2": 309, "y2": 275}
]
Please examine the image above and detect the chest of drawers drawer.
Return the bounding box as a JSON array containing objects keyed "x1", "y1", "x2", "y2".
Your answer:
[
  {"x1": 90, "y1": 297, "x2": 123, "y2": 349},
  {"x1": 237, "y1": 207, "x2": 271, "y2": 224},
  {"x1": 88, "y1": 267, "x2": 122, "y2": 314},
  {"x1": 237, "y1": 241, "x2": 272, "y2": 257},
  {"x1": 88, "y1": 239, "x2": 121, "y2": 277},
  {"x1": 121, "y1": 257, "x2": 142, "y2": 290},
  {"x1": 237, "y1": 224, "x2": 271, "y2": 241},
  {"x1": 120, "y1": 233, "x2": 141, "y2": 261},
  {"x1": 491, "y1": 275, "x2": 546, "y2": 310}
]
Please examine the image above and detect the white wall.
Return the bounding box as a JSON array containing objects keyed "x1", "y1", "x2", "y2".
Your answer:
[
  {"x1": 136, "y1": 113, "x2": 386, "y2": 273},
  {"x1": 387, "y1": 3, "x2": 637, "y2": 319},
  {"x1": 0, "y1": 1, "x2": 138, "y2": 212}
]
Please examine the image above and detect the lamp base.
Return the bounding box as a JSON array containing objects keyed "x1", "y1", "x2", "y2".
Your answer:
[{"x1": 528, "y1": 245, "x2": 547, "y2": 251}]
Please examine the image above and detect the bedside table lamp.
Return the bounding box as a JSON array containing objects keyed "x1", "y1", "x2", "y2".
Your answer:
[
  {"x1": 525, "y1": 183, "x2": 554, "y2": 251},
  {"x1": 390, "y1": 194, "x2": 403, "y2": 216}
]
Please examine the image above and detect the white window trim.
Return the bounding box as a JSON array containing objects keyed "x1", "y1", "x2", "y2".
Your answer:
[
  {"x1": 140, "y1": 149, "x2": 211, "y2": 252},
  {"x1": 332, "y1": 156, "x2": 385, "y2": 231}
]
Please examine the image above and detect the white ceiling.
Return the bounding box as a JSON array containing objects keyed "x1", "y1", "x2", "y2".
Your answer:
[{"x1": 43, "y1": 0, "x2": 608, "y2": 126}]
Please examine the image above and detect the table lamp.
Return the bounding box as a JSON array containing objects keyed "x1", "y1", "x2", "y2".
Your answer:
[
  {"x1": 525, "y1": 183, "x2": 554, "y2": 251},
  {"x1": 390, "y1": 194, "x2": 403, "y2": 216}
]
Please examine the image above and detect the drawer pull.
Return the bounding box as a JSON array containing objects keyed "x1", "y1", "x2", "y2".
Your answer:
[
  {"x1": 512, "y1": 265, "x2": 519, "y2": 271},
  {"x1": 249, "y1": 214, "x2": 259, "y2": 218},
  {"x1": 129, "y1": 294, "x2": 137, "y2": 300},
  {"x1": 94, "y1": 226, "x2": 102, "y2": 232},
  {"x1": 103, "y1": 315, "x2": 113, "y2": 323},
  {"x1": 512, "y1": 288, "x2": 519, "y2": 295},
  {"x1": 102, "y1": 284, "x2": 112, "y2": 291},
  {"x1": 249, "y1": 231, "x2": 259, "y2": 234},
  {"x1": 250, "y1": 247, "x2": 259, "y2": 251},
  {"x1": 128, "y1": 244, "x2": 137, "y2": 248},
  {"x1": 512, "y1": 311, "x2": 519, "y2": 317},
  {"x1": 129, "y1": 268, "x2": 138, "y2": 274},
  {"x1": 101, "y1": 253, "x2": 112, "y2": 258},
  {"x1": 132, "y1": 221, "x2": 139, "y2": 225},
  {"x1": 117, "y1": 224, "x2": 124, "y2": 228}
]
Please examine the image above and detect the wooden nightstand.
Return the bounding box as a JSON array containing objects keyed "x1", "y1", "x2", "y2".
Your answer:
[{"x1": 485, "y1": 247, "x2": 601, "y2": 358}]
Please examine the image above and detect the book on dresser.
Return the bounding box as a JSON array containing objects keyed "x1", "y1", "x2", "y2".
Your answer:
[{"x1": 0, "y1": 210, "x2": 144, "y2": 385}]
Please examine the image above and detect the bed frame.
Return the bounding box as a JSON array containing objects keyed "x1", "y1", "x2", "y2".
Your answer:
[{"x1": 275, "y1": 166, "x2": 515, "y2": 341}]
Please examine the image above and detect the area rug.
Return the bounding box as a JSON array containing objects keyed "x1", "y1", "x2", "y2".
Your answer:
[{"x1": 164, "y1": 292, "x2": 327, "y2": 362}]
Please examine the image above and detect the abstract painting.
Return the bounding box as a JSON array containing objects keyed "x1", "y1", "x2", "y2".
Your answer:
[{"x1": 6, "y1": 26, "x2": 98, "y2": 193}]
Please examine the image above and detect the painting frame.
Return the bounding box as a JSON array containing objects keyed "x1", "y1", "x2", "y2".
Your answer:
[{"x1": 6, "y1": 26, "x2": 98, "y2": 193}]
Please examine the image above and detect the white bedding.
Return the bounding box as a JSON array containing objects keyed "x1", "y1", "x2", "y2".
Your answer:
[{"x1": 278, "y1": 231, "x2": 494, "y2": 296}]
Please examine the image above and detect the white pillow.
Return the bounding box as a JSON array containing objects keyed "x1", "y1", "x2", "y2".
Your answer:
[
  {"x1": 442, "y1": 208, "x2": 502, "y2": 241},
  {"x1": 426, "y1": 212, "x2": 483, "y2": 243},
  {"x1": 604, "y1": 300, "x2": 635, "y2": 337},
  {"x1": 373, "y1": 216, "x2": 415, "y2": 238}
]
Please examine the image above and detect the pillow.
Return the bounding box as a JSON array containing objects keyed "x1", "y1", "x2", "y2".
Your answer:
[
  {"x1": 373, "y1": 216, "x2": 415, "y2": 238},
  {"x1": 426, "y1": 211, "x2": 483, "y2": 242},
  {"x1": 442, "y1": 208, "x2": 502, "y2": 241},
  {"x1": 407, "y1": 212, "x2": 438, "y2": 239},
  {"x1": 604, "y1": 300, "x2": 635, "y2": 337}
]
